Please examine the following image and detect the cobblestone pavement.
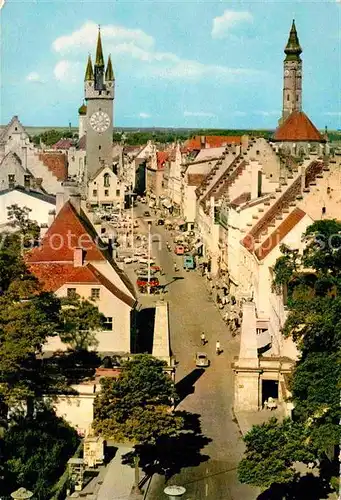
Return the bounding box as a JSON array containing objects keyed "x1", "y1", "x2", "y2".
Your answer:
[{"x1": 128, "y1": 208, "x2": 259, "y2": 500}]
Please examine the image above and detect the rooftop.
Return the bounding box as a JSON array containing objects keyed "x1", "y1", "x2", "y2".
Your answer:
[{"x1": 273, "y1": 111, "x2": 325, "y2": 142}]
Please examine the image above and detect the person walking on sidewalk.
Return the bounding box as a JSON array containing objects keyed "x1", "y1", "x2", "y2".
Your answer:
[
  {"x1": 201, "y1": 332, "x2": 206, "y2": 346},
  {"x1": 216, "y1": 340, "x2": 221, "y2": 355}
]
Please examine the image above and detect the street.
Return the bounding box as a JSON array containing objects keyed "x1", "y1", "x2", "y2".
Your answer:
[{"x1": 128, "y1": 206, "x2": 258, "y2": 500}]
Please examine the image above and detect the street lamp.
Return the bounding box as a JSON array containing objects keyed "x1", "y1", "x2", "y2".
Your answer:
[
  {"x1": 163, "y1": 485, "x2": 186, "y2": 500},
  {"x1": 10, "y1": 488, "x2": 34, "y2": 499},
  {"x1": 147, "y1": 219, "x2": 152, "y2": 295}
]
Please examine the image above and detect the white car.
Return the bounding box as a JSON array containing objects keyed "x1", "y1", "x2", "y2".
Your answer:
[
  {"x1": 138, "y1": 257, "x2": 155, "y2": 264},
  {"x1": 123, "y1": 256, "x2": 133, "y2": 264}
]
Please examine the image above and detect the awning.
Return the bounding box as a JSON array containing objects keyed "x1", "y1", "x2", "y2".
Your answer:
[
  {"x1": 257, "y1": 329, "x2": 271, "y2": 349},
  {"x1": 163, "y1": 198, "x2": 172, "y2": 209}
]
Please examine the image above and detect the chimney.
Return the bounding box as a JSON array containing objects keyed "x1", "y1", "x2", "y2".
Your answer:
[
  {"x1": 56, "y1": 192, "x2": 65, "y2": 214},
  {"x1": 241, "y1": 135, "x2": 249, "y2": 153},
  {"x1": 62, "y1": 180, "x2": 81, "y2": 213},
  {"x1": 200, "y1": 136, "x2": 205, "y2": 148},
  {"x1": 48, "y1": 209, "x2": 56, "y2": 227},
  {"x1": 40, "y1": 223, "x2": 48, "y2": 239},
  {"x1": 251, "y1": 161, "x2": 261, "y2": 199},
  {"x1": 73, "y1": 247, "x2": 84, "y2": 267}
]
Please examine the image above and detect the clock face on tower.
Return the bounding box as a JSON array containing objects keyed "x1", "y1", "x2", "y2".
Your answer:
[{"x1": 90, "y1": 111, "x2": 110, "y2": 133}]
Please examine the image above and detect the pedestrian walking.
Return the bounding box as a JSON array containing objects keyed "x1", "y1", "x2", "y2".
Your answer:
[
  {"x1": 216, "y1": 340, "x2": 221, "y2": 355},
  {"x1": 201, "y1": 332, "x2": 206, "y2": 346}
]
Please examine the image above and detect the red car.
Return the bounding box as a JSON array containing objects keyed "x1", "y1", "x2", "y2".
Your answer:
[{"x1": 136, "y1": 276, "x2": 159, "y2": 288}]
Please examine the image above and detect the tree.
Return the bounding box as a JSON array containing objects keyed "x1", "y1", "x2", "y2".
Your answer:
[
  {"x1": 238, "y1": 418, "x2": 317, "y2": 490},
  {"x1": 0, "y1": 286, "x2": 64, "y2": 412},
  {"x1": 59, "y1": 295, "x2": 105, "y2": 351},
  {"x1": 2, "y1": 405, "x2": 79, "y2": 499},
  {"x1": 7, "y1": 204, "x2": 40, "y2": 247},
  {"x1": 0, "y1": 233, "x2": 27, "y2": 293},
  {"x1": 93, "y1": 355, "x2": 184, "y2": 488},
  {"x1": 239, "y1": 220, "x2": 341, "y2": 493}
]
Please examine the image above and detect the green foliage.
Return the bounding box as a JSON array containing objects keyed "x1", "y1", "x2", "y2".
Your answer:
[
  {"x1": 0, "y1": 233, "x2": 27, "y2": 292},
  {"x1": 7, "y1": 204, "x2": 40, "y2": 246},
  {"x1": 2, "y1": 406, "x2": 79, "y2": 499},
  {"x1": 31, "y1": 129, "x2": 74, "y2": 147},
  {"x1": 59, "y1": 295, "x2": 105, "y2": 350},
  {"x1": 93, "y1": 354, "x2": 182, "y2": 443},
  {"x1": 238, "y1": 418, "x2": 317, "y2": 489},
  {"x1": 0, "y1": 288, "x2": 63, "y2": 406}
]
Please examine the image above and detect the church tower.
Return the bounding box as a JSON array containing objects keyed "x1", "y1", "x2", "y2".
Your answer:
[
  {"x1": 282, "y1": 20, "x2": 302, "y2": 123},
  {"x1": 84, "y1": 27, "x2": 115, "y2": 182}
]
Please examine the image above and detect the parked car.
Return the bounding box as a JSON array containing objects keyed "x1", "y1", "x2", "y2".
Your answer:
[
  {"x1": 183, "y1": 255, "x2": 195, "y2": 270},
  {"x1": 136, "y1": 276, "x2": 159, "y2": 288},
  {"x1": 123, "y1": 256, "x2": 133, "y2": 264},
  {"x1": 138, "y1": 257, "x2": 155, "y2": 264},
  {"x1": 195, "y1": 352, "x2": 210, "y2": 368},
  {"x1": 175, "y1": 245, "x2": 185, "y2": 255},
  {"x1": 157, "y1": 218, "x2": 165, "y2": 226}
]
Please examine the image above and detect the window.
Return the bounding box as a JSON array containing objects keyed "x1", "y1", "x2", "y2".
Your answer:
[
  {"x1": 8, "y1": 174, "x2": 15, "y2": 188},
  {"x1": 287, "y1": 94, "x2": 290, "y2": 101},
  {"x1": 116, "y1": 189, "x2": 120, "y2": 197},
  {"x1": 24, "y1": 175, "x2": 30, "y2": 188},
  {"x1": 67, "y1": 288, "x2": 76, "y2": 298},
  {"x1": 103, "y1": 173, "x2": 110, "y2": 187},
  {"x1": 93, "y1": 189, "x2": 98, "y2": 197},
  {"x1": 322, "y1": 206, "x2": 326, "y2": 215},
  {"x1": 99, "y1": 145, "x2": 101, "y2": 150},
  {"x1": 105, "y1": 189, "x2": 109, "y2": 196},
  {"x1": 15, "y1": 127, "x2": 17, "y2": 131},
  {"x1": 91, "y1": 288, "x2": 100, "y2": 300},
  {"x1": 103, "y1": 317, "x2": 113, "y2": 330}
]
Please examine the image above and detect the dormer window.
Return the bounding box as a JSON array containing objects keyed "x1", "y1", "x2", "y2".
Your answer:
[{"x1": 103, "y1": 173, "x2": 110, "y2": 187}]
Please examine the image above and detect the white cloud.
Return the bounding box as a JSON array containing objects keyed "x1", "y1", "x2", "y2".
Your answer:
[
  {"x1": 54, "y1": 60, "x2": 80, "y2": 83},
  {"x1": 212, "y1": 10, "x2": 253, "y2": 39},
  {"x1": 26, "y1": 72, "x2": 43, "y2": 83},
  {"x1": 254, "y1": 110, "x2": 279, "y2": 117},
  {"x1": 53, "y1": 21, "x2": 154, "y2": 54},
  {"x1": 52, "y1": 21, "x2": 262, "y2": 84},
  {"x1": 139, "y1": 112, "x2": 151, "y2": 119},
  {"x1": 184, "y1": 111, "x2": 216, "y2": 118},
  {"x1": 324, "y1": 111, "x2": 341, "y2": 116}
]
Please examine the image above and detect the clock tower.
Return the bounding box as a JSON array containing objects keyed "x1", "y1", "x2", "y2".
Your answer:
[
  {"x1": 281, "y1": 20, "x2": 302, "y2": 123},
  {"x1": 84, "y1": 27, "x2": 115, "y2": 183}
]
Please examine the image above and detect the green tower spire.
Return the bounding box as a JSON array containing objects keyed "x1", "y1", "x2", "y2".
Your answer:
[
  {"x1": 105, "y1": 55, "x2": 114, "y2": 81},
  {"x1": 95, "y1": 26, "x2": 105, "y2": 67},
  {"x1": 284, "y1": 20, "x2": 302, "y2": 61},
  {"x1": 84, "y1": 55, "x2": 94, "y2": 81}
]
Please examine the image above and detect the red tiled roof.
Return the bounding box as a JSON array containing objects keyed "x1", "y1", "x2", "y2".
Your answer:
[
  {"x1": 185, "y1": 135, "x2": 242, "y2": 151},
  {"x1": 27, "y1": 263, "x2": 100, "y2": 291},
  {"x1": 156, "y1": 151, "x2": 169, "y2": 169},
  {"x1": 52, "y1": 139, "x2": 74, "y2": 150},
  {"x1": 38, "y1": 152, "x2": 68, "y2": 181},
  {"x1": 26, "y1": 202, "x2": 106, "y2": 263},
  {"x1": 187, "y1": 173, "x2": 207, "y2": 186},
  {"x1": 273, "y1": 111, "x2": 325, "y2": 142},
  {"x1": 243, "y1": 208, "x2": 306, "y2": 260}
]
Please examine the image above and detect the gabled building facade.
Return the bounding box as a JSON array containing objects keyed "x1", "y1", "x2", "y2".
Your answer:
[
  {"x1": 26, "y1": 182, "x2": 137, "y2": 354},
  {"x1": 88, "y1": 165, "x2": 124, "y2": 208}
]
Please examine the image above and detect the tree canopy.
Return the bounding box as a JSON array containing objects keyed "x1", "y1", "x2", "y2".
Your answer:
[
  {"x1": 239, "y1": 220, "x2": 341, "y2": 493},
  {"x1": 93, "y1": 354, "x2": 181, "y2": 443}
]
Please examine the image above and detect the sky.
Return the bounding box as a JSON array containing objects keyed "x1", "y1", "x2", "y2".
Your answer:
[{"x1": 0, "y1": 0, "x2": 340, "y2": 130}]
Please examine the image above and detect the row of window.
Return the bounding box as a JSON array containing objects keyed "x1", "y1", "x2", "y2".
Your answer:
[
  {"x1": 92, "y1": 189, "x2": 120, "y2": 197},
  {"x1": 8, "y1": 174, "x2": 31, "y2": 188},
  {"x1": 66, "y1": 287, "x2": 113, "y2": 330}
]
